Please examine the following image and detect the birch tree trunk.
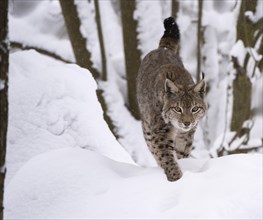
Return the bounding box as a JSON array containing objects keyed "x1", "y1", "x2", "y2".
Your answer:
[{"x1": 0, "y1": 0, "x2": 9, "y2": 218}]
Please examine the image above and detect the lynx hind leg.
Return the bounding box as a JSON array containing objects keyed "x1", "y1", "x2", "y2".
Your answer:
[{"x1": 142, "y1": 123, "x2": 182, "y2": 181}]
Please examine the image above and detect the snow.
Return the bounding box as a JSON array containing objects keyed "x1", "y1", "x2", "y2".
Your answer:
[
  {"x1": 135, "y1": 1, "x2": 163, "y2": 58},
  {"x1": 5, "y1": 148, "x2": 262, "y2": 219},
  {"x1": 101, "y1": 80, "x2": 156, "y2": 167},
  {"x1": 230, "y1": 40, "x2": 247, "y2": 66},
  {"x1": 9, "y1": 0, "x2": 74, "y2": 62},
  {"x1": 5, "y1": 49, "x2": 262, "y2": 219},
  {"x1": 6, "y1": 50, "x2": 135, "y2": 184},
  {"x1": 245, "y1": 0, "x2": 263, "y2": 23},
  {"x1": 98, "y1": 1, "x2": 157, "y2": 166}
]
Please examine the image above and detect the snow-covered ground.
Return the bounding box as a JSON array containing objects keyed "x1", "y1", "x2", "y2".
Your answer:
[
  {"x1": 6, "y1": 50, "x2": 135, "y2": 184},
  {"x1": 5, "y1": 146, "x2": 263, "y2": 219},
  {"x1": 5, "y1": 50, "x2": 263, "y2": 220}
]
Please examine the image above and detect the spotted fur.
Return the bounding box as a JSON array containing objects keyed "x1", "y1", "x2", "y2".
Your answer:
[{"x1": 136, "y1": 17, "x2": 207, "y2": 181}]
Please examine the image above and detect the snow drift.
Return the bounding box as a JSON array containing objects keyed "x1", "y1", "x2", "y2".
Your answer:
[
  {"x1": 5, "y1": 50, "x2": 262, "y2": 219},
  {"x1": 6, "y1": 50, "x2": 134, "y2": 184},
  {"x1": 5, "y1": 148, "x2": 262, "y2": 219}
]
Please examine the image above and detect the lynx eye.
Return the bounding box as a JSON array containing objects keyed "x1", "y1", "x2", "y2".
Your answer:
[
  {"x1": 172, "y1": 106, "x2": 182, "y2": 113},
  {"x1": 192, "y1": 106, "x2": 199, "y2": 113}
]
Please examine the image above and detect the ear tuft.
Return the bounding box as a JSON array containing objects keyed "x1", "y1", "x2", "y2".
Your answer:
[
  {"x1": 201, "y1": 72, "x2": 205, "y2": 80},
  {"x1": 165, "y1": 79, "x2": 179, "y2": 94},
  {"x1": 193, "y1": 77, "x2": 206, "y2": 98}
]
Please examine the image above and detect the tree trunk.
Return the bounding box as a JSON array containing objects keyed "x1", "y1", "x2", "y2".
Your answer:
[
  {"x1": 230, "y1": 0, "x2": 258, "y2": 136},
  {"x1": 96, "y1": 89, "x2": 118, "y2": 138},
  {"x1": 196, "y1": 0, "x2": 203, "y2": 81},
  {"x1": 171, "y1": 0, "x2": 180, "y2": 55},
  {"x1": 120, "y1": 0, "x2": 141, "y2": 120},
  {"x1": 59, "y1": 0, "x2": 100, "y2": 79},
  {"x1": 10, "y1": 41, "x2": 72, "y2": 64},
  {"x1": 230, "y1": 57, "x2": 252, "y2": 134},
  {"x1": 0, "y1": 0, "x2": 9, "y2": 218},
  {"x1": 171, "y1": 0, "x2": 179, "y2": 20},
  {"x1": 257, "y1": 30, "x2": 263, "y2": 72},
  {"x1": 236, "y1": 0, "x2": 257, "y2": 48},
  {"x1": 94, "y1": 0, "x2": 107, "y2": 81}
]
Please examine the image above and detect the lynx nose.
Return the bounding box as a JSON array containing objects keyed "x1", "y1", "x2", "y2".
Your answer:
[{"x1": 184, "y1": 122, "x2": 190, "y2": 127}]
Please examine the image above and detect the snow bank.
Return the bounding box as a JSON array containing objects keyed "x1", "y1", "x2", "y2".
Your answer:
[
  {"x1": 5, "y1": 148, "x2": 262, "y2": 219},
  {"x1": 7, "y1": 50, "x2": 134, "y2": 184}
]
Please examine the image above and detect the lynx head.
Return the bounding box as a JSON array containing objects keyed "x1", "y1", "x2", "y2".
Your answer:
[{"x1": 162, "y1": 75, "x2": 207, "y2": 132}]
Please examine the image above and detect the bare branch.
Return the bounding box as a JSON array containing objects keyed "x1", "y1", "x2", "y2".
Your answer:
[{"x1": 10, "y1": 41, "x2": 72, "y2": 64}]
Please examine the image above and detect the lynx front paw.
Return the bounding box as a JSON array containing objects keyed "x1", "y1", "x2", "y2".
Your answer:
[{"x1": 165, "y1": 167, "x2": 183, "y2": 182}]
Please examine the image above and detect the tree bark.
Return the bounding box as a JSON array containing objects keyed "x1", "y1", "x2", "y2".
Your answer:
[
  {"x1": 236, "y1": 0, "x2": 257, "y2": 48},
  {"x1": 59, "y1": 0, "x2": 100, "y2": 79},
  {"x1": 120, "y1": 0, "x2": 141, "y2": 120},
  {"x1": 171, "y1": 0, "x2": 180, "y2": 55},
  {"x1": 230, "y1": 0, "x2": 259, "y2": 136},
  {"x1": 94, "y1": 0, "x2": 107, "y2": 81},
  {"x1": 0, "y1": 0, "x2": 8, "y2": 218},
  {"x1": 171, "y1": 0, "x2": 179, "y2": 20},
  {"x1": 197, "y1": 0, "x2": 203, "y2": 81},
  {"x1": 96, "y1": 89, "x2": 118, "y2": 138},
  {"x1": 257, "y1": 30, "x2": 263, "y2": 72},
  {"x1": 230, "y1": 57, "x2": 252, "y2": 134}
]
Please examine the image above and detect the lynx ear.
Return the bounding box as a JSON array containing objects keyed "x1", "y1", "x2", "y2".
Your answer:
[
  {"x1": 193, "y1": 73, "x2": 206, "y2": 98},
  {"x1": 165, "y1": 78, "x2": 179, "y2": 94}
]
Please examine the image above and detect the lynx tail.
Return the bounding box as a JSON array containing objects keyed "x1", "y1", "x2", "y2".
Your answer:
[{"x1": 159, "y1": 17, "x2": 180, "y2": 53}]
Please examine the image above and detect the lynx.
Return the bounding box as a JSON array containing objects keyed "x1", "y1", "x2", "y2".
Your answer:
[{"x1": 136, "y1": 17, "x2": 207, "y2": 181}]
